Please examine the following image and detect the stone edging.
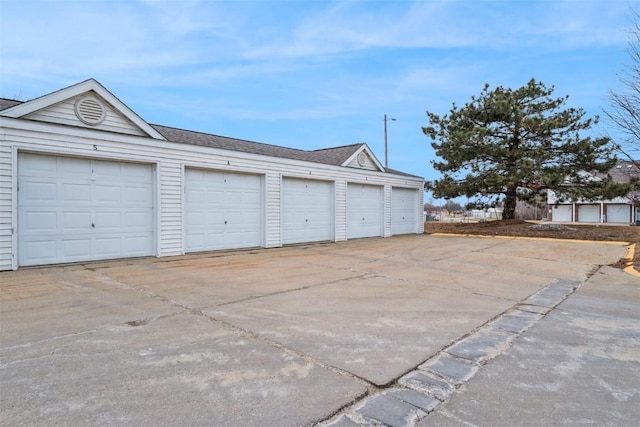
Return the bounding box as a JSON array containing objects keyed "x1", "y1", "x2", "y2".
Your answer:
[{"x1": 320, "y1": 278, "x2": 581, "y2": 427}]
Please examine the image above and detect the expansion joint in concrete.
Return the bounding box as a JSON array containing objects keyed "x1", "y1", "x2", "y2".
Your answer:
[{"x1": 319, "y1": 277, "x2": 583, "y2": 427}]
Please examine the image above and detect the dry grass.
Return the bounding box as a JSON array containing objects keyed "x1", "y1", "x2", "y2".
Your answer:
[{"x1": 424, "y1": 219, "x2": 640, "y2": 270}]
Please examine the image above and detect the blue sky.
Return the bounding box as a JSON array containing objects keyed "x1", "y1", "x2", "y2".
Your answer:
[{"x1": 0, "y1": 0, "x2": 637, "y2": 198}]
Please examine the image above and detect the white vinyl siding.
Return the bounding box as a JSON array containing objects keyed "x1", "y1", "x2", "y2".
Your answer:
[
  {"x1": 1, "y1": 85, "x2": 425, "y2": 270},
  {"x1": 282, "y1": 178, "x2": 333, "y2": 244},
  {"x1": 24, "y1": 94, "x2": 146, "y2": 136},
  {"x1": 17, "y1": 153, "x2": 154, "y2": 266},
  {"x1": 0, "y1": 143, "x2": 12, "y2": 270},
  {"x1": 383, "y1": 185, "x2": 392, "y2": 237},
  {"x1": 391, "y1": 187, "x2": 419, "y2": 235},
  {"x1": 551, "y1": 205, "x2": 572, "y2": 222},
  {"x1": 184, "y1": 168, "x2": 263, "y2": 252},
  {"x1": 347, "y1": 183, "x2": 383, "y2": 239},
  {"x1": 265, "y1": 173, "x2": 281, "y2": 248},
  {"x1": 159, "y1": 162, "x2": 182, "y2": 256},
  {"x1": 334, "y1": 180, "x2": 347, "y2": 242},
  {"x1": 606, "y1": 204, "x2": 631, "y2": 223},
  {"x1": 577, "y1": 205, "x2": 600, "y2": 223}
]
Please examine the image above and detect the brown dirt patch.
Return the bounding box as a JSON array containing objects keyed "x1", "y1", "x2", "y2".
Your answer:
[{"x1": 424, "y1": 219, "x2": 639, "y2": 270}]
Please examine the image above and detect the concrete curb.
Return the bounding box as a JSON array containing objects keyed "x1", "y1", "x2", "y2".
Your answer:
[{"x1": 623, "y1": 243, "x2": 640, "y2": 277}]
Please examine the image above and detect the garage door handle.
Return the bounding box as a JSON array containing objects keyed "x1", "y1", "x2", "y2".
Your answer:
[
  {"x1": 224, "y1": 221, "x2": 227, "y2": 225},
  {"x1": 91, "y1": 223, "x2": 95, "y2": 228},
  {"x1": 305, "y1": 219, "x2": 308, "y2": 222}
]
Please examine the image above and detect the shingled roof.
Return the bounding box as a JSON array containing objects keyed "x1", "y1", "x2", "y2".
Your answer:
[
  {"x1": 610, "y1": 160, "x2": 640, "y2": 184},
  {"x1": 0, "y1": 99, "x2": 21, "y2": 110},
  {"x1": 150, "y1": 124, "x2": 363, "y2": 167},
  {"x1": 1, "y1": 97, "x2": 376, "y2": 169}
]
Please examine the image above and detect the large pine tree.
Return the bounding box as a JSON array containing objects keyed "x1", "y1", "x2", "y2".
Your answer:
[{"x1": 424, "y1": 79, "x2": 629, "y2": 220}]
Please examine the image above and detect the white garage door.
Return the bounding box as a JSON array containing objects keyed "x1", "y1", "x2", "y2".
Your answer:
[
  {"x1": 551, "y1": 205, "x2": 572, "y2": 222},
  {"x1": 184, "y1": 168, "x2": 263, "y2": 252},
  {"x1": 578, "y1": 205, "x2": 600, "y2": 223},
  {"x1": 282, "y1": 178, "x2": 332, "y2": 244},
  {"x1": 606, "y1": 204, "x2": 631, "y2": 224},
  {"x1": 347, "y1": 183, "x2": 383, "y2": 239},
  {"x1": 392, "y1": 187, "x2": 418, "y2": 235},
  {"x1": 18, "y1": 153, "x2": 154, "y2": 266}
]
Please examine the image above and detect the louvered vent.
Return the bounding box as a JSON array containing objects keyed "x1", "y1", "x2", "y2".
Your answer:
[
  {"x1": 357, "y1": 152, "x2": 367, "y2": 167},
  {"x1": 74, "y1": 96, "x2": 106, "y2": 125}
]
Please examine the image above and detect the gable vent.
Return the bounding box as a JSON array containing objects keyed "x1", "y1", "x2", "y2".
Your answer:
[
  {"x1": 357, "y1": 151, "x2": 367, "y2": 167},
  {"x1": 74, "y1": 96, "x2": 106, "y2": 125}
]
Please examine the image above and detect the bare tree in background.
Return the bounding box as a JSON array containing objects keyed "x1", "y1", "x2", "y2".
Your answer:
[{"x1": 607, "y1": 11, "x2": 640, "y2": 165}]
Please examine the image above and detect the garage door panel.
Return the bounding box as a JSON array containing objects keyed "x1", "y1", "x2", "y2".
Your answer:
[
  {"x1": 392, "y1": 188, "x2": 418, "y2": 235},
  {"x1": 184, "y1": 169, "x2": 263, "y2": 252},
  {"x1": 607, "y1": 204, "x2": 631, "y2": 223},
  {"x1": 95, "y1": 184, "x2": 122, "y2": 203},
  {"x1": 24, "y1": 240, "x2": 57, "y2": 260},
  {"x1": 124, "y1": 210, "x2": 153, "y2": 229},
  {"x1": 94, "y1": 237, "x2": 121, "y2": 256},
  {"x1": 23, "y1": 181, "x2": 58, "y2": 202},
  {"x1": 226, "y1": 191, "x2": 245, "y2": 204},
  {"x1": 124, "y1": 235, "x2": 155, "y2": 254},
  {"x1": 552, "y1": 205, "x2": 572, "y2": 222},
  {"x1": 62, "y1": 183, "x2": 90, "y2": 202},
  {"x1": 122, "y1": 163, "x2": 153, "y2": 180},
  {"x1": 282, "y1": 178, "x2": 332, "y2": 245},
  {"x1": 185, "y1": 187, "x2": 205, "y2": 203},
  {"x1": 18, "y1": 153, "x2": 154, "y2": 266},
  {"x1": 21, "y1": 153, "x2": 57, "y2": 175},
  {"x1": 93, "y1": 160, "x2": 121, "y2": 177},
  {"x1": 21, "y1": 210, "x2": 57, "y2": 233},
  {"x1": 95, "y1": 211, "x2": 122, "y2": 229},
  {"x1": 347, "y1": 184, "x2": 383, "y2": 239},
  {"x1": 578, "y1": 205, "x2": 599, "y2": 222},
  {"x1": 61, "y1": 211, "x2": 91, "y2": 232},
  {"x1": 60, "y1": 157, "x2": 92, "y2": 177},
  {"x1": 123, "y1": 186, "x2": 153, "y2": 205},
  {"x1": 60, "y1": 238, "x2": 92, "y2": 258}
]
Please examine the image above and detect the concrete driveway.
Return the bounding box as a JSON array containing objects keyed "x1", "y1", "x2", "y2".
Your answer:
[{"x1": 0, "y1": 234, "x2": 635, "y2": 426}]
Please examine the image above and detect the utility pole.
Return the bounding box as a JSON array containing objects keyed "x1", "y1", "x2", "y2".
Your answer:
[{"x1": 384, "y1": 114, "x2": 396, "y2": 170}]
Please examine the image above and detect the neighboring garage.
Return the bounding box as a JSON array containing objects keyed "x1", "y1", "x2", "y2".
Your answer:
[
  {"x1": 184, "y1": 168, "x2": 264, "y2": 252},
  {"x1": 546, "y1": 161, "x2": 638, "y2": 225},
  {"x1": 281, "y1": 178, "x2": 333, "y2": 245},
  {"x1": 392, "y1": 187, "x2": 419, "y2": 235},
  {"x1": 605, "y1": 204, "x2": 631, "y2": 224},
  {"x1": 577, "y1": 204, "x2": 600, "y2": 223},
  {"x1": 18, "y1": 152, "x2": 154, "y2": 266},
  {"x1": 347, "y1": 183, "x2": 383, "y2": 239},
  {"x1": 0, "y1": 79, "x2": 425, "y2": 270}
]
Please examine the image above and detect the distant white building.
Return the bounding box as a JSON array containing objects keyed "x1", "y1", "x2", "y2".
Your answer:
[
  {"x1": 547, "y1": 161, "x2": 639, "y2": 224},
  {"x1": 468, "y1": 208, "x2": 503, "y2": 220},
  {"x1": 0, "y1": 79, "x2": 425, "y2": 271}
]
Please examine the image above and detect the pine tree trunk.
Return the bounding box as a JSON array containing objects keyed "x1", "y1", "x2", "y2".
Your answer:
[{"x1": 502, "y1": 186, "x2": 517, "y2": 220}]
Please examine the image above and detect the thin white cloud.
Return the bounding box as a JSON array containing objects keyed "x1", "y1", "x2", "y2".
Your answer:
[
  {"x1": 1, "y1": 0, "x2": 636, "y2": 144},
  {"x1": 244, "y1": 0, "x2": 633, "y2": 60}
]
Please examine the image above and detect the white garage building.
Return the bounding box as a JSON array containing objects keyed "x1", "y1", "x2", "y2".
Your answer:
[
  {"x1": 547, "y1": 161, "x2": 639, "y2": 225},
  {"x1": 0, "y1": 79, "x2": 424, "y2": 271}
]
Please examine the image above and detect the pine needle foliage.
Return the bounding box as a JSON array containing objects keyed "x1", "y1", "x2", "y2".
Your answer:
[{"x1": 424, "y1": 79, "x2": 630, "y2": 219}]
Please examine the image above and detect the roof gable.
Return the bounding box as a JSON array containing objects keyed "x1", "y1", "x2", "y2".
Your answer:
[
  {"x1": 0, "y1": 79, "x2": 165, "y2": 140},
  {"x1": 342, "y1": 144, "x2": 384, "y2": 172}
]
